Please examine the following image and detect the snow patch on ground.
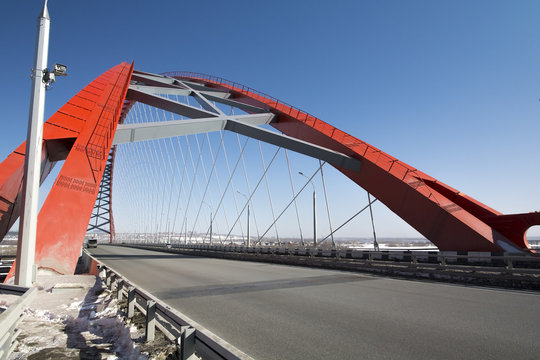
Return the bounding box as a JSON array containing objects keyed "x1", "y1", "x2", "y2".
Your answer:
[
  {"x1": 0, "y1": 294, "x2": 20, "y2": 309},
  {"x1": 4, "y1": 274, "x2": 147, "y2": 359}
]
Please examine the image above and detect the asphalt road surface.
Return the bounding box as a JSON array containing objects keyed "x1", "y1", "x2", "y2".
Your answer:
[{"x1": 89, "y1": 245, "x2": 540, "y2": 360}]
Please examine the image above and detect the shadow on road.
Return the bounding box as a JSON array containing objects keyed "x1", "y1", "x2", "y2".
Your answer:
[
  {"x1": 91, "y1": 253, "x2": 190, "y2": 261},
  {"x1": 153, "y1": 273, "x2": 374, "y2": 300}
]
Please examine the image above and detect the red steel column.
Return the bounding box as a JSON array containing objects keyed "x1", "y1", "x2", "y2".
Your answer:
[
  {"x1": 1, "y1": 62, "x2": 133, "y2": 278},
  {"x1": 36, "y1": 62, "x2": 132, "y2": 274}
]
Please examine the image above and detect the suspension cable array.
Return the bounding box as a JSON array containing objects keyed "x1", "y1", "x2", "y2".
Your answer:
[{"x1": 104, "y1": 70, "x2": 383, "y2": 249}]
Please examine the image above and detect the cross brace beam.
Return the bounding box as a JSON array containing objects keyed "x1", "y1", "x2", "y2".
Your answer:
[{"x1": 113, "y1": 116, "x2": 361, "y2": 172}]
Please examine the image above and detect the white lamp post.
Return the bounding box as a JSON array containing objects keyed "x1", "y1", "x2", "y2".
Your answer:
[
  {"x1": 15, "y1": 1, "x2": 51, "y2": 286},
  {"x1": 299, "y1": 172, "x2": 317, "y2": 248},
  {"x1": 15, "y1": 1, "x2": 67, "y2": 286},
  {"x1": 237, "y1": 191, "x2": 250, "y2": 247}
]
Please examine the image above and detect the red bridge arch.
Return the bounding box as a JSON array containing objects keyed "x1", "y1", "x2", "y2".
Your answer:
[{"x1": 0, "y1": 63, "x2": 537, "y2": 277}]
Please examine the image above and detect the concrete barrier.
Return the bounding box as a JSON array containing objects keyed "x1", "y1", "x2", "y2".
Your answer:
[{"x1": 0, "y1": 285, "x2": 37, "y2": 360}]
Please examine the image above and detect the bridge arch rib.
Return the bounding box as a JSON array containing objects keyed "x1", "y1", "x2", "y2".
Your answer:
[
  {"x1": 1, "y1": 63, "x2": 537, "y2": 278},
  {"x1": 156, "y1": 70, "x2": 538, "y2": 254},
  {"x1": 117, "y1": 69, "x2": 540, "y2": 254}
]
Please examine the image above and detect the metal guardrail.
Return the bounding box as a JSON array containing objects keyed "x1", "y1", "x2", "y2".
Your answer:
[
  {"x1": 85, "y1": 251, "x2": 252, "y2": 360},
  {"x1": 123, "y1": 242, "x2": 540, "y2": 269},
  {"x1": 115, "y1": 243, "x2": 540, "y2": 290},
  {"x1": 0, "y1": 284, "x2": 37, "y2": 360},
  {"x1": 0, "y1": 261, "x2": 14, "y2": 284}
]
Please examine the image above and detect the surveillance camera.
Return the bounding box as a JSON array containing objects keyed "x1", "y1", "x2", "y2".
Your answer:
[{"x1": 53, "y1": 63, "x2": 67, "y2": 76}]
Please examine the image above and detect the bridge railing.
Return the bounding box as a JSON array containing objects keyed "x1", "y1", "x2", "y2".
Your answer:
[
  {"x1": 0, "y1": 284, "x2": 37, "y2": 360},
  {"x1": 84, "y1": 251, "x2": 252, "y2": 360},
  {"x1": 0, "y1": 259, "x2": 14, "y2": 284},
  {"x1": 127, "y1": 242, "x2": 540, "y2": 269},
  {"x1": 112, "y1": 242, "x2": 540, "y2": 289}
]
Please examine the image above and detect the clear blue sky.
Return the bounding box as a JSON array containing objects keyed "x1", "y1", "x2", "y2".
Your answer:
[{"x1": 1, "y1": 0, "x2": 539, "y2": 238}]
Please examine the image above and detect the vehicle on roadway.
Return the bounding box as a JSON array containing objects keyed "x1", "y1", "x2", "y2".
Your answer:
[{"x1": 86, "y1": 238, "x2": 98, "y2": 248}]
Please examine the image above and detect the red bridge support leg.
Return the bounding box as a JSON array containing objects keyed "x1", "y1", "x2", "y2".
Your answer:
[{"x1": 0, "y1": 63, "x2": 133, "y2": 279}]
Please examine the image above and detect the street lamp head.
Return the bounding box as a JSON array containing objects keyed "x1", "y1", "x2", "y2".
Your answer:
[{"x1": 299, "y1": 171, "x2": 316, "y2": 193}]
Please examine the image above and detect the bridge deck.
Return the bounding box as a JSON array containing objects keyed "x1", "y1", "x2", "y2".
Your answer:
[{"x1": 90, "y1": 245, "x2": 539, "y2": 360}]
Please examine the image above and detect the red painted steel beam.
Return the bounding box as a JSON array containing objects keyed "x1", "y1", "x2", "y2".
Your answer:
[
  {"x1": 171, "y1": 72, "x2": 538, "y2": 254},
  {"x1": 36, "y1": 62, "x2": 132, "y2": 274},
  {"x1": 0, "y1": 126, "x2": 77, "y2": 240},
  {"x1": 1, "y1": 63, "x2": 133, "y2": 278}
]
